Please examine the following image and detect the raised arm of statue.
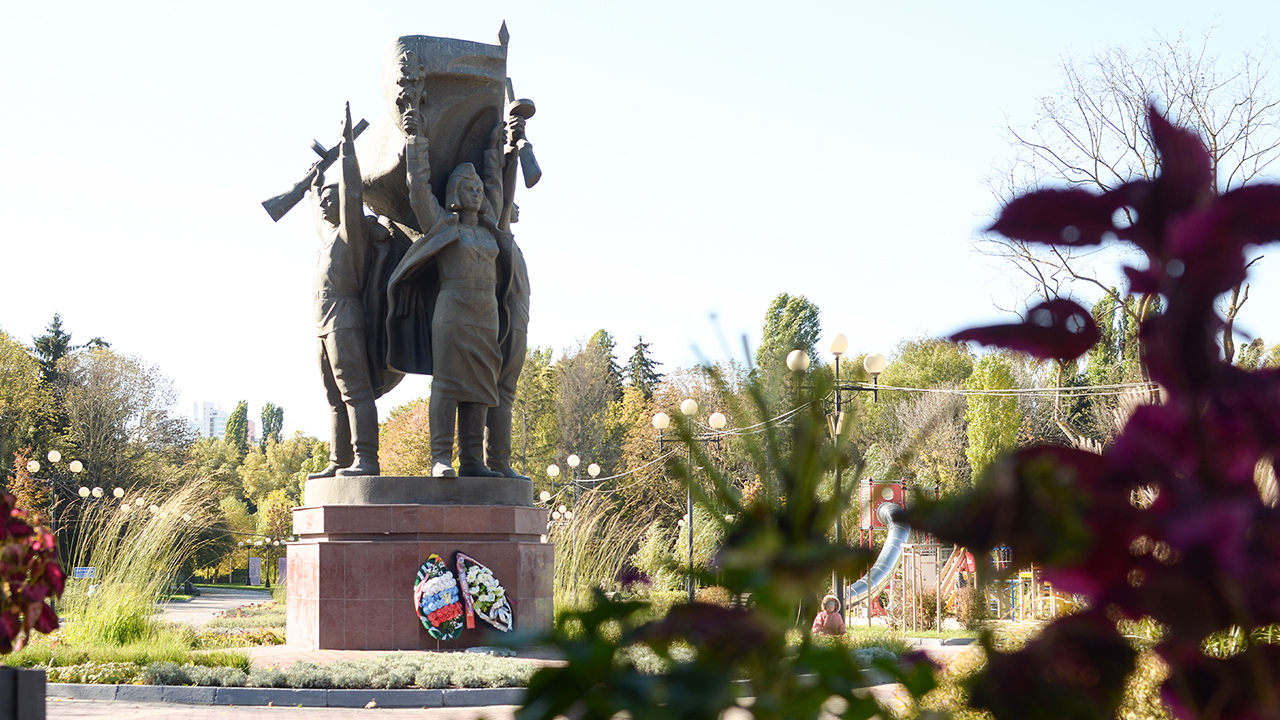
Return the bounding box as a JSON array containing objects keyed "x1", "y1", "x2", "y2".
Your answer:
[
  {"x1": 496, "y1": 114, "x2": 524, "y2": 232},
  {"x1": 481, "y1": 120, "x2": 507, "y2": 226},
  {"x1": 309, "y1": 162, "x2": 329, "y2": 237},
  {"x1": 405, "y1": 131, "x2": 441, "y2": 232},
  {"x1": 337, "y1": 103, "x2": 368, "y2": 275}
]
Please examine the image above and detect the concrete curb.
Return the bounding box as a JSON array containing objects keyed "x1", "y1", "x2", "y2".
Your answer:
[{"x1": 47, "y1": 683, "x2": 526, "y2": 708}]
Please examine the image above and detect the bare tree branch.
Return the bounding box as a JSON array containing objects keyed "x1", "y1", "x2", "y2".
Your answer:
[{"x1": 979, "y1": 30, "x2": 1279, "y2": 362}]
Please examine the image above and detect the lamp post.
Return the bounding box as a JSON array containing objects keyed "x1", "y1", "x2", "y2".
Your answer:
[
  {"x1": 546, "y1": 463, "x2": 560, "y2": 497},
  {"x1": 25, "y1": 451, "x2": 86, "y2": 566},
  {"x1": 548, "y1": 455, "x2": 603, "y2": 600},
  {"x1": 653, "y1": 400, "x2": 728, "y2": 603},
  {"x1": 790, "y1": 340, "x2": 886, "y2": 612}
]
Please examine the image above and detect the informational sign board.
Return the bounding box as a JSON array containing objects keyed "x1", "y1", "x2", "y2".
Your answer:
[
  {"x1": 72, "y1": 567, "x2": 96, "y2": 580},
  {"x1": 277, "y1": 557, "x2": 287, "y2": 585},
  {"x1": 249, "y1": 557, "x2": 262, "y2": 586}
]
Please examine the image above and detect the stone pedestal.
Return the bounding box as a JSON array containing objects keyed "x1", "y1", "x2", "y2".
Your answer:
[{"x1": 286, "y1": 477, "x2": 553, "y2": 650}]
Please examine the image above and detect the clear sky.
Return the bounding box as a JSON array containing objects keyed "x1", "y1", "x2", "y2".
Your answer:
[{"x1": 2, "y1": 1, "x2": 1278, "y2": 437}]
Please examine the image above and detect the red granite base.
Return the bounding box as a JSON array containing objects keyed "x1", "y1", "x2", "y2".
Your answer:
[{"x1": 286, "y1": 504, "x2": 553, "y2": 650}]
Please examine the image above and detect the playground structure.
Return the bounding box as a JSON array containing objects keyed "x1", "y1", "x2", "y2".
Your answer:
[{"x1": 844, "y1": 480, "x2": 1082, "y2": 628}]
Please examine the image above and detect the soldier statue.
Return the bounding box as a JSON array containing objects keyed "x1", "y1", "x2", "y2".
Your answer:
[{"x1": 305, "y1": 104, "x2": 387, "y2": 479}]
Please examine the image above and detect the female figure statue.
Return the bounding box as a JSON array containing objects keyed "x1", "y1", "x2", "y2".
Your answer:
[{"x1": 386, "y1": 122, "x2": 517, "y2": 477}]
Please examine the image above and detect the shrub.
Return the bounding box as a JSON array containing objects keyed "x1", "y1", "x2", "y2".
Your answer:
[
  {"x1": 142, "y1": 661, "x2": 190, "y2": 686},
  {"x1": 185, "y1": 664, "x2": 247, "y2": 687},
  {"x1": 328, "y1": 660, "x2": 375, "y2": 689},
  {"x1": 285, "y1": 661, "x2": 332, "y2": 688},
  {"x1": 246, "y1": 667, "x2": 288, "y2": 688},
  {"x1": 851, "y1": 646, "x2": 898, "y2": 669},
  {"x1": 693, "y1": 586, "x2": 733, "y2": 607},
  {"x1": 46, "y1": 661, "x2": 142, "y2": 685},
  {"x1": 413, "y1": 667, "x2": 451, "y2": 689}
]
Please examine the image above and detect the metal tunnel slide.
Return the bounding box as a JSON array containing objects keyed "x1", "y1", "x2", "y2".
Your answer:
[{"x1": 845, "y1": 502, "x2": 909, "y2": 609}]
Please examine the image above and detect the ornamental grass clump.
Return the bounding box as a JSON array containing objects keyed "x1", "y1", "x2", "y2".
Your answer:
[
  {"x1": 549, "y1": 490, "x2": 650, "y2": 612},
  {"x1": 58, "y1": 478, "x2": 221, "y2": 647}
]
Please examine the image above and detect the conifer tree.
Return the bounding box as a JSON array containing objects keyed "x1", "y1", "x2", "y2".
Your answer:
[{"x1": 624, "y1": 336, "x2": 664, "y2": 400}]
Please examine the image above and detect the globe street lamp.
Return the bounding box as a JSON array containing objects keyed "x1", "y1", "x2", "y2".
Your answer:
[
  {"x1": 652, "y1": 399, "x2": 728, "y2": 603},
  {"x1": 821, "y1": 338, "x2": 887, "y2": 614},
  {"x1": 546, "y1": 463, "x2": 560, "y2": 497},
  {"x1": 24, "y1": 450, "x2": 86, "y2": 568}
]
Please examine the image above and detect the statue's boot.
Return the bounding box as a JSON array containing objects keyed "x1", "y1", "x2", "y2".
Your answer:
[
  {"x1": 308, "y1": 404, "x2": 354, "y2": 480},
  {"x1": 458, "y1": 402, "x2": 505, "y2": 478},
  {"x1": 486, "y1": 406, "x2": 530, "y2": 480},
  {"x1": 337, "y1": 401, "x2": 380, "y2": 477},
  {"x1": 430, "y1": 397, "x2": 458, "y2": 478}
]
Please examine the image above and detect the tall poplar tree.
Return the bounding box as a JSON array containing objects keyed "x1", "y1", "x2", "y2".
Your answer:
[
  {"x1": 225, "y1": 400, "x2": 250, "y2": 458},
  {"x1": 755, "y1": 293, "x2": 821, "y2": 372},
  {"x1": 964, "y1": 354, "x2": 1019, "y2": 477},
  {"x1": 260, "y1": 403, "x2": 284, "y2": 448}
]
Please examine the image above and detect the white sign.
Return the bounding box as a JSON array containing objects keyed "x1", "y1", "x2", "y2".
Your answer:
[
  {"x1": 277, "y1": 557, "x2": 288, "y2": 585},
  {"x1": 249, "y1": 557, "x2": 262, "y2": 586}
]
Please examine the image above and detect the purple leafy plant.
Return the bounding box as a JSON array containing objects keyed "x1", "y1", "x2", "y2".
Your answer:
[
  {"x1": 0, "y1": 489, "x2": 64, "y2": 654},
  {"x1": 909, "y1": 107, "x2": 1280, "y2": 719}
]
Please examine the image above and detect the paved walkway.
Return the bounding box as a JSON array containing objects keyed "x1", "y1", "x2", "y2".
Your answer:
[
  {"x1": 47, "y1": 699, "x2": 520, "y2": 719},
  {"x1": 48, "y1": 688, "x2": 912, "y2": 719},
  {"x1": 160, "y1": 587, "x2": 273, "y2": 626}
]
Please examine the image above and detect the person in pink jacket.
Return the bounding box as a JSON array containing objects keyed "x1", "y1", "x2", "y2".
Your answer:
[{"x1": 812, "y1": 594, "x2": 846, "y2": 636}]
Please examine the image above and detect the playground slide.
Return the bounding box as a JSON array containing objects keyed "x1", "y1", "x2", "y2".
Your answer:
[{"x1": 845, "y1": 502, "x2": 910, "y2": 608}]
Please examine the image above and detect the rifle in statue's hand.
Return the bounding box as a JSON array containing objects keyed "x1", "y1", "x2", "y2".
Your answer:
[{"x1": 261, "y1": 119, "x2": 370, "y2": 222}]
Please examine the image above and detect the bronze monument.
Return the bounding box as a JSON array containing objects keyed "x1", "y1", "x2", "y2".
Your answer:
[{"x1": 265, "y1": 25, "x2": 538, "y2": 480}]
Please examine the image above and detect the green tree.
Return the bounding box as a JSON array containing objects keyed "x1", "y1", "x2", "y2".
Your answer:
[
  {"x1": 754, "y1": 293, "x2": 821, "y2": 373},
  {"x1": 964, "y1": 354, "x2": 1020, "y2": 477},
  {"x1": 31, "y1": 313, "x2": 106, "y2": 386},
  {"x1": 238, "y1": 447, "x2": 273, "y2": 506},
  {"x1": 184, "y1": 437, "x2": 243, "y2": 497},
  {"x1": 589, "y1": 329, "x2": 624, "y2": 403},
  {"x1": 29, "y1": 314, "x2": 106, "y2": 451},
  {"x1": 514, "y1": 347, "x2": 558, "y2": 483},
  {"x1": 0, "y1": 329, "x2": 47, "y2": 471},
  {"x1": 556, "y1": 339, "x2": 619, "y2": 474},
  {"x1": 224, "y1": 400, "x2": 249, "y2": 458},
  {"x1": 257, "y1": 487, "x2": 294, "y2": 538},
  {"x1": 859, "y1": 336, "x2": 974, "y2": 461},
  {"x1": 624, "y1": 336, "x2": 664, "y2": 400},
  {"x1": 58, "y1": 347, "x2": 191, "y2": 488},
  {"x1": 259, "y1": 403, "x2": 284, "y2": 448},
  {"x1": 380, "y1": 398, "x2": 433, "y2": 476},
  {"x1": 266, "y1": 433, "x2": 316, "y2": 504}
]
